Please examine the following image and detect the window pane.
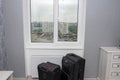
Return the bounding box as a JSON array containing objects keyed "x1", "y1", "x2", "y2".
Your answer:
[
  {"x1": 58, "y1": 0, "x2": 78, "y2": 42},
  {"x1": 31, "y1": 0, "x2": 54, "y2": 43}
]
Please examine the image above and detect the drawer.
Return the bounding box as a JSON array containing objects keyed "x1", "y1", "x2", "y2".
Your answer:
[
  {"x1": 112, "y1": 63, "x2": 120, "y2": 69},
  {"x1": 109, "y1": 70, "x2": 120, "y2": 79},
  {"x1": 113, "y1": 55, "x2": 120, "y2": 60},
  {"x1": 109, "y1": 70, "x2": 120, "y2": 80},
  {"x1": 111, "y1": 72, "x2": 119, "y2": 77},
  {"x1": 111, "y1": 53, "x2": 120, "y2": 61}
]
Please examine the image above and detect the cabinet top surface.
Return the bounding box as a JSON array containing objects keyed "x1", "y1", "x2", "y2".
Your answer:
[
  {"x1": 0, "y1": 71, "x2": 13, "y2": 80},
  {"x1": 100, "y1": 47, "x2": 120, "y2": 52}
]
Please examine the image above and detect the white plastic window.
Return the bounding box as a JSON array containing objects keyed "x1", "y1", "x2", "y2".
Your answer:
[{"x1": 23, "y1": 0, "x2": 86, "y2": 49}]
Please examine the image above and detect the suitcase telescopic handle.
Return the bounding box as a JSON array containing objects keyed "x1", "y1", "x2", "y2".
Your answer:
[{"x1": 62, "y1": 70, "x2": 73, "y2": 80}]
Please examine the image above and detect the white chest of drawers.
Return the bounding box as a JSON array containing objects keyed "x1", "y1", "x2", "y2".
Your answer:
[{"x1": 98, "y1": 47, "x2": 120, "y2": 80}]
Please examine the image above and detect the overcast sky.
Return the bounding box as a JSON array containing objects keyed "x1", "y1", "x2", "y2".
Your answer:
[{"x1": 31, "y1": 0, "x2": 78, "y2": 23}]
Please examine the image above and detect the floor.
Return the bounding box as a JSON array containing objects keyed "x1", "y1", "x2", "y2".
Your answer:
[{"x1": 13, "y1": 76, "x2": 38, "y2": 80}]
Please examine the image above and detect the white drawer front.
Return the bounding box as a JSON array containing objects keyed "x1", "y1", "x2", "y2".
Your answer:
[
  {"x1": 112, "y1": 63, "x2": 120, "y2": 69},
  {"x1": 113, "y1": 55, "x2": 120, "y2": 60},
  {"x1": 111, "y1": 72, "x2": 118, "y2": 77},
  {"x1": 112, "y1": 52, "x2": 120, "y2": 62},
  {"x1": 109, "y1": 70, "x2": 120, "y2": 79}
]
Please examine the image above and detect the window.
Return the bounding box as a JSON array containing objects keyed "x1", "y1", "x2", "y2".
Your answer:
[
  {"x1": 31, "y1": 0, "x2": 54, "y2": 43},
  {"x1": 58, "y1": 0, "x2": 78, "y2": 42},
  {"x1": 23, "y1": 0, "x2": 86, "y2": 49}
]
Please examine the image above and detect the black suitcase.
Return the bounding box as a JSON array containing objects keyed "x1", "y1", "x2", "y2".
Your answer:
[
  {"x1": 62, "y1": 53, "x2": 85, "y2": 80},
  {"x1": 37, "y1": 62, "x2": 61, "y2": 80}
]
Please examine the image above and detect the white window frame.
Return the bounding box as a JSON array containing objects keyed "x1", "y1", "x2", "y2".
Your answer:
[{"x1": 23, "y1": 0, "x2": 86, "y2": 49}]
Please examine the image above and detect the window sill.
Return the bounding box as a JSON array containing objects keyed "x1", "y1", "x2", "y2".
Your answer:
[{"x1": 25, "y1": 45, "x2": 83, "y2": 50}]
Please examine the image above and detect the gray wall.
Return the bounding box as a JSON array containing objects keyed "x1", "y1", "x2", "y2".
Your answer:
[
  {"x1": 84, "y1": 0, "x2": 120, "y2": 78},
  {"x1": 3, "y1": 0, "x2": 120, "y2": 78},
  {"x1": 3, "y1": 0, "x2": 25, "y2": 77}
]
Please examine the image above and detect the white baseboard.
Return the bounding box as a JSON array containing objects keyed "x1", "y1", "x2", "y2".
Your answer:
[
  {"x1": 13, "y1": 78, "x2": 26, "y2": 80},
  {"x1": 14, "y1": 78, "x2": 97, "y2": 80},
  {"x1": 96, "y1": 77, "x2": 100, "y2": 80},
  {"x1": 84, "y1": 78, "x2": 97, "y2": 80}
]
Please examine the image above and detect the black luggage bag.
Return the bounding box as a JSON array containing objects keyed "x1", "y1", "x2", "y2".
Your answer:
[
  {"x1": 37, "y1": 62, "x2": 61, "y2": 80},
  {"x1": 62, "y1": 53, "x2": 85, "y2": 80}
]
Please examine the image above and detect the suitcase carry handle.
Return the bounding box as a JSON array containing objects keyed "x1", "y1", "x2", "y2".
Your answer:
[{"x1": 40, "y1": 67, "x2": 49, "y2": 72}]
